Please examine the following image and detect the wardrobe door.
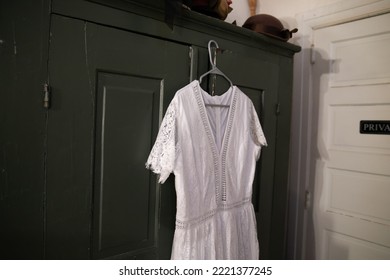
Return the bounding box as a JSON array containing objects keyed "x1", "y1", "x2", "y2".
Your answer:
[{"x1": 47, "y1": 15, "x2": 189, "y2": 259}]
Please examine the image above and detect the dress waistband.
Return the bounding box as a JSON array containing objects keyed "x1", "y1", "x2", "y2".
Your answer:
[{"x1": 175, "y1": 198, "x2": 252, "y2": 229}]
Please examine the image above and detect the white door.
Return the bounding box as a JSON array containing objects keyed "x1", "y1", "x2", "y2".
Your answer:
[{"x1": 312, "y1": 12, "x2": 390, "y2": 259}]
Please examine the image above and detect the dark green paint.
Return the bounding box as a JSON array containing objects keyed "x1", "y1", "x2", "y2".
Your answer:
[
  {"x1": 0, "y1": 0, "x2": 51, "y2": 259},
  {"x1": 93, "y1": 73, "x2": 160, "y2": 259}
]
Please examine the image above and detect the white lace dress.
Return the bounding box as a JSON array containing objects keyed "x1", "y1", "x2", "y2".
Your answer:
[{"x1": 146, "y1": 80, "x2": 267, "y2": 260}]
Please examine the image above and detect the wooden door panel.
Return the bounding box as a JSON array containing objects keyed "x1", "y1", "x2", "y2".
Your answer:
[
  {"x1": 93, "y1": 73, "x2": 161, "y2": 259},
  {"x1": 47, "y1": 15, "x2": 189, "y2": 259}
]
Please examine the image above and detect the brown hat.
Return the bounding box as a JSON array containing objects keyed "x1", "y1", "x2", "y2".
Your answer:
[{"x1": 243, "y1": 14, "x2": 297, "y2": 41}]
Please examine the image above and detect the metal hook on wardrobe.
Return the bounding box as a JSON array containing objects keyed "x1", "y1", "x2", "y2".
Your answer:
[{"x1": 207, "y1": 40, "x2": 232, "y2": 66}]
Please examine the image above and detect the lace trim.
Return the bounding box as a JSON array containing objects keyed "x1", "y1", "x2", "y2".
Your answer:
[
  {"x1": 193, "y1": 83, "x2": 220, "y2": 204},
  {"x1": 175, "y1": 198, "x2": 252, "y2": 229},
  {"x1": 221, "y1": 88, "x2": 237, "y2": 202},
  {"x1": 145, "y1": 100, "x2": 176, "y2": 184}
]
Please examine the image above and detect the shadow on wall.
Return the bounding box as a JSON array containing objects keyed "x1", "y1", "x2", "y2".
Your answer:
[{"x1": 285, "y1": 29, "x2": 342, "y2": 259}]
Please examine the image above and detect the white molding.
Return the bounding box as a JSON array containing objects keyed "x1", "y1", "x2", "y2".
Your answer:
[{"x1": 301, "y1": 0, "x2": 390, "y2": 28}]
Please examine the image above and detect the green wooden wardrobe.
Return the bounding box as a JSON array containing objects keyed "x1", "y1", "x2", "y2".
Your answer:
[{"x1": 0, "y1": 0, "x2": 300, "y2": 259}]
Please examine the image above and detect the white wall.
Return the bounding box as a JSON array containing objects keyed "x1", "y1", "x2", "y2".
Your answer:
[
  {"x1": 226, "y1": 0, "x2": 343, "y2": 40},
  {"x1": 227, "y1": 0, "x2": 343, "y2": 24},
  {"x1": 225, "y1": 1, "x2": 252, "y2": 26},
  {"x1": 259, "y1": 0, "x2": 343, "y2": 23}
]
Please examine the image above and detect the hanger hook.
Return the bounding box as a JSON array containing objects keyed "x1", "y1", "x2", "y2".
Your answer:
[{"x1": 208, "y1": 40, "x2": 219, "y2": 67}]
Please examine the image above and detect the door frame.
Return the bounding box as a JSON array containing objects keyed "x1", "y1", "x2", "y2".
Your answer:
[{"x1": 288, "y1": 0, "x2": 390, "y2": 259}]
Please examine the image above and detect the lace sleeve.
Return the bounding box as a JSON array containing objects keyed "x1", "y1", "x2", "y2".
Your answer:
[
  {"x1": 250, "y1": 104, "x2": 267, "y2": 160},
  {"x1": 145, "y1": 98, "x2": 177, "y2": 184}
]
